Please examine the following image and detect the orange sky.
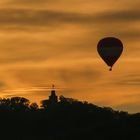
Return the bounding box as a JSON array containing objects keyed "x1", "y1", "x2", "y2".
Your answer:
[{"x1": 0, "y1": 0, "x2": 140, "y2": 113}]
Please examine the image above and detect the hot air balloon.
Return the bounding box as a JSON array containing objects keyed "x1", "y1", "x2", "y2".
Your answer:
[{"x1": 97, "y1": 37, "x2": 123, "y2": 71}]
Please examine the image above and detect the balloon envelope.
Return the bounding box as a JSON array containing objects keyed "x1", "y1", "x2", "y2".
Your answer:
[{"x1": 97, "y1": 37, "x2": 123, "y2": 70}]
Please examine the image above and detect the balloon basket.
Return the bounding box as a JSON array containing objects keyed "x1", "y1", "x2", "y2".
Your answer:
[{"x1": 109, "y1": 67, "x2": 112, "y2": 71}]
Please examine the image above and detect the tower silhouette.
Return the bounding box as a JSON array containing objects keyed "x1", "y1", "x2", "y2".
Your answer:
[{"x1": 48, "y1": 85, "x2": 58, "y2": 105}]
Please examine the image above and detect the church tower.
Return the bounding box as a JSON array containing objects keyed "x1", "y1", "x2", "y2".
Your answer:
[{"x1": 48, "y1": 85, "x2": 58, "y2": 104}]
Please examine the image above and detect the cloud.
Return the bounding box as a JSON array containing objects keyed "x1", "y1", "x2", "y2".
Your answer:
[
  {"x1": 96, "y1": 10, "x2": 140, "y2": 22},
  {"x1": 11, "y1": 65, "x2": 100, "y2": 85},
  {"x1": 0, "y1": 64, "x2": 101, "y2": 103},
  {"x1": 0, "y1": 8, "x2": 139, "y2": 28},
  {"x1": 116, "y1": 75, "x2": 140, "y2": 86},
  {"x1": 0, "y1": 8, "x2": 97, "y2": 27},
  {"x1": 0, "y1": 8, "x2": 139, "y2": 42},
  {"x1": 6, "y1": 0, "x2": 140, "y2": 8},
  {"x1": 7, "y1": 0, "x2": 61, "y2": 4}
]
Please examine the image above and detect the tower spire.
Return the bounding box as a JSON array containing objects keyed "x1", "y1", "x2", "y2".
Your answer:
[
  {"x1": 49, "y1": 84, "x2": 58, "y2": 104},
  {"x1": 52, "y1": 84, "x2": 55, "y2": 90}
]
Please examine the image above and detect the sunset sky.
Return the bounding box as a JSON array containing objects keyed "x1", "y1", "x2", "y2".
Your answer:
[{"x1": 0, "y1": 0, "x2": 140, "y2": 113}]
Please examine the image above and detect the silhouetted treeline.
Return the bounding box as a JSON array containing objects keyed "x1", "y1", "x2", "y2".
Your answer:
[{"x1": 0, "y1": 96, "x2": 140, "y2": 140}]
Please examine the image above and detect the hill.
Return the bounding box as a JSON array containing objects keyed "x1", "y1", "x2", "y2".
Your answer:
[{"x1": 0, "y1": 95, "x2": 140, "y2": 140}]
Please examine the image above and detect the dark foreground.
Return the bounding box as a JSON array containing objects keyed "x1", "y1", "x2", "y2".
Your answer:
[{"x1": 0, "y1": 96, "x2": 140, "y2": 140}]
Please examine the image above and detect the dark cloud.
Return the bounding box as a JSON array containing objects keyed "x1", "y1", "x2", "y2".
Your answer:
[
  {"x1": 7, "y1": 0, "x2": 59, "y2": 4},
  {"x1": 117, "y1": 75, "x2": 140, "y2": 86},
  {"x1": 7, "y1": 0, "x2": 140, "y2": 7},
  {"x1": 53, "y1": 67, "x2": 100, "y2": 83},
  {"x1": 117, "y1": 31, "x2": 140, "y2": 40},
  {"x1": 96, "y1": 10, "x2": 140, "y2": 22},
  {"x1": 10, "y1": 65, "x2": 101, "y2": 85},
  {"x1": 0, "y1": 8, "x2": 139, "y2": 41},
  {"x1": 0, "y1": 9, "x2": 91, "y2": 27},
  {"x1": 0, "y1": 9, "x2": 139, "y2": 28},
  {"x1": 12, "y1": 0, "x2": 48, "y2": 3}
]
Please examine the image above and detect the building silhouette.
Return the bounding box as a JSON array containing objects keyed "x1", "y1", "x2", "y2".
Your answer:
[
  {"x1": 48, "y1": 85, "x2": 58, "y2": 105},
  {"x1": 42, "y1": 85, "x2": 58, "y2": 109}
]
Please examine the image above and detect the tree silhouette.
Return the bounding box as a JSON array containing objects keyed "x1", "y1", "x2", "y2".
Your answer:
[
  {"x1": 0, "y1": 98, "x2": 10, "y2": 108},
  {"x1": 40, "y1": 99, "x2": 49, "y2": 109},
  {"x1": 0, "y1": 96, "x2": 139, "y2": 140},
  {"x1": 10, "y1": 97, "x2": 30, "y2": 111},
  {"x1": 30, "y1": 103, "x2": 38, "y2": 111}
]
